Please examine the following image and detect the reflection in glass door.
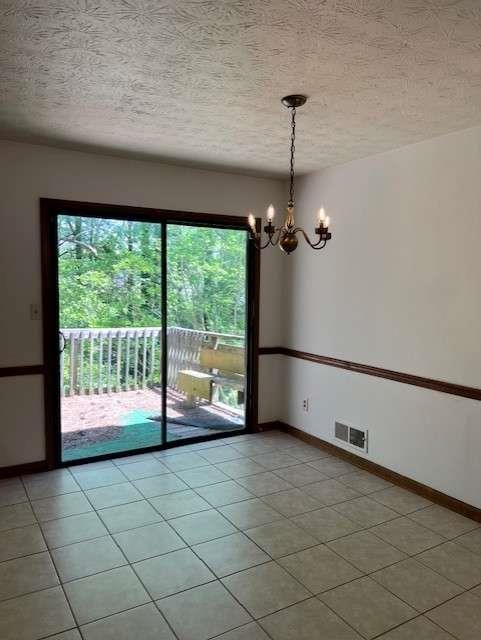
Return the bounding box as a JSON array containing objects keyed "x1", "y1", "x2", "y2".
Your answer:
[
  {"x1": 58, "y1": 215, "x2": 163, "y2": 462},
  {"x1": 166, "y1": 224, "x2": 248, "y2": 441}
]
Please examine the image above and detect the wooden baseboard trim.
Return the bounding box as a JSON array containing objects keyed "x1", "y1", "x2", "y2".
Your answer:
[
  {"x1": 0, "y1": 365, "x2": 44, "y2": 378},
  {"x1": 279, "y1": 422, "x2": 481, "y2": 523},
  {"x1": 258, "y1": 347, "x2": 481, "y2": 402},
  {"x1": 0, "y1": 460, "x2": 48, "y2": 479},
  {"x1": 256, "y1": 421, "x2": 285, "y2": 432}
]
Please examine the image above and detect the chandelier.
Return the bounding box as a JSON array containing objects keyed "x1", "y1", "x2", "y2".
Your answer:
[{"x1": 248, "y1": 95, "x2": 332, "y2": 254}]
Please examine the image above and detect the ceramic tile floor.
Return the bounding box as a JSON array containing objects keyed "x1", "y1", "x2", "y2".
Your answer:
[{"x1": 1, "y1": 430, "x2": 481, "y2": 640}]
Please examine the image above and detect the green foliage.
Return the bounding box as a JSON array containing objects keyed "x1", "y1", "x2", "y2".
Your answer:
[{"x1": 58, "y1": 216, "x2": 247, "y2": 335}]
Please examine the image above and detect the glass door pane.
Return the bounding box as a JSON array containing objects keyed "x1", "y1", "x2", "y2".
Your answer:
[
  {"x1": 58, "y1": 215, "x2": 163, "y2": 462},
  {"x1": 166, "y1": 224, "x2": 248, "y2": 442}
]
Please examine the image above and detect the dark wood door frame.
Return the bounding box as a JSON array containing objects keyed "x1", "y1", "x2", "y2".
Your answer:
[{"x1": 40, "y1": 198, "x2": 260, "y2": 468}]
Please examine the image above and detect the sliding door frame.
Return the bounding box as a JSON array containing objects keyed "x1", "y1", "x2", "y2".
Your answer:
[{"x1": 40, "y1": 198, "x2": 259, "y2": 468}]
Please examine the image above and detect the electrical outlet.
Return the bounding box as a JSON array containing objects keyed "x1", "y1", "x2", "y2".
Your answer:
[{"x1": 302, "y1": 398, "x2": 309, "y2": 412}]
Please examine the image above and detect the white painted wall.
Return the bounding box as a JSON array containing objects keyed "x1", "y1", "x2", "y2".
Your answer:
[
  {"x1": 281, "y1": 125, "x2": 481, "y2": 508},
  {"x1": 0, "y1": 140, "x2": 285, "y2": 467}
]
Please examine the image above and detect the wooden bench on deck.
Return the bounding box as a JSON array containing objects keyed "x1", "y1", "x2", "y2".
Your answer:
[{"x1": 177, "y1": 344, "x2": 245, "y2": 408}]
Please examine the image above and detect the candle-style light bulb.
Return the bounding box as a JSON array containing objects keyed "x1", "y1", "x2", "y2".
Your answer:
[
  {"x1": 324, "y1": 215, "x2": 330, "y2": 228},
  {"x1": 267, "y1": 204, "x2": 275, "y2": 222},
  {"x1": 318, "y1": 207, "x2": 326, "y2": 224},
  {"x1": 248, "y1": 213, "x2": 256, "y2": 231}
]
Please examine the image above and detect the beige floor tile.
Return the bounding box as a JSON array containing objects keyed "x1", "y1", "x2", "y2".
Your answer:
[
  {"x1": 284, "y1": 444, "x2": 331, "y2": 462},
  {"x1": 472, "y1": 584, "x2": 481, "y2": 598},
  {"x1": 260, "y1": 597, "x2": 362, "y2": 639},
  {"x1": 133, "y1": 547, "x2": 214, "y2": 598},
  {"x1": 455, "y1": 528, "x2": 481, "y2": 556},
  {"x1": 0, "y1": 586, "x2": 75, "y2": 640},
  {"x1": 114, "y1": 521, "x2": 185, "y2": 562},
  {"x1": 0, "y1": 523, "x2": 46, "y2": 561},
  {"x1": 162, "y1": 452, "x2": 211, "y2": 472},
  {"x1": 250, "y1": 452, "x2": 300, "y2": 470},
  {"x1": 32, "y1": 492, "x2": 92, "y2": 522},
  {"x1": 278, "y1": 544, "x2": 362, "y2": 593},
  {"x1": 193, "y1": 532, "x2": 269, "y2": 577},
  {"x1": 371, "y1": 516, "x2": 446, "y2": 555},
  {"x1": 169, "y1": 508, "x2": 236, "y2": 544},
  {"x1": 213, "y1": 622, "x2": 270, "y2": 639},
  {"x1": 426, "y1": 592, "x2": 481, "y2": 639},
  {"x1": 68, "y1": 460, "x2": 114, "y2": 472},
  {"x1": 81, "y1": 602, "x2": 175, "y2": 640},
  {"x1": 195, "y1": 480, "x2": 253, "y2": 507},
  {"x1": 291, "y1": 506, "x2": 361, "y2": 542},
  {"x1": 327, "y1": 530, "x2": 406, "y2": 572},
  {"x1": 0, "y1": 477, "x2": 27, "y2": 506},
  {"x1": 272, "y1": 464, "x2": 328, "y2": 487},
  {"x1": 320, "y1": 576, "x2": 416, "y2": 639},
  {"x1": 48, "y1": 631, "x2": 82, "y2": 640},
  {"x1": 308, "y1": 458, "x2": 357, "y2": 477},
  {"x1": 0, "y1": 502, "x2": 36, "y2": 531},
  {"x1": 149, "y1": 489, "x2": 211, "y2": 519},
  {"x1": 417, "y1": 541, "x2": 481, "y2": 588},
  {"x1": 198, "y1": 446, "x2": 244, "y2": 464},
  {"x1": 231, "y1": 440, "x2": 279, "y2": 456},
  {"x1": 410, "y1": 505, "x2": 479, "y2": 538},
  {"x1": 376, "y1": 616, "x2": 453, "y2": 639},
  {"x1": 302, "y1": 479, "x2": 361, "y2": 506},
  {"x1": 158, "y1": 580, "x2": 251, "y2": 640},
  {"x1": 117, "y1": 459, "x2": 170, "y2": 480},
  {"x1": 337, "y1": 470, "x2": 393, "y2": 493},
  {"x1": 23, "y1": 470, "x2": 80, "y2": 500},
  {"x1": 85, "y1": 482, "x2": 143, "y2": 509},
  {"x1": 64, "y1": 565, "x2": 150, "y2": 625},
  {"x1": 215, "y1": 458, "x2": 266, "y2": 479},
  {"x1": 223, "y1": 561, "x2": 309, "y2": 618},
  {"x1": 370, "y1": 486, "x2": 432, "y2": 515},
  {"x1": 176, "y1": 466, "x2": 230, "y2": 487},
  {"x1": 133, "y1": 473, "x2": 188, "y2": 498},
  {"x1": 372, "y1": 558, "x2": 462, "y2": 612},
  {"x1": 220, "y1": 498, "x2": 283, "y2": 529},
  {"x1": 51, "y1": 535, "x2": 126, "y2": 582},
  {"x1": 72, "y1": 467, "x2": 127, "y2": 490},
  {"x1": 332, "y1": 495, "x2": 398, "y2": 527},
  {"x1": 97, "y1": 499, "x2": 162, "y2": 533},
  {"x1": 40, "y1": 511, "x2": 108, "y2": 548},
  {"x1": 113, "y1": 452, "x2": 156, "y2": 466},
  {"x1": 236, "y1": 472, "x2": 294, "y2": 496},
  {"x1": 261, "y1": 488, "x2": 321, "y2": 517},
  {"x1": 0, "y1": 551, "x2": 59, "y2": 600},
  {"x1": 245, "y1": 518, "x2": 318, "y2": 558}
]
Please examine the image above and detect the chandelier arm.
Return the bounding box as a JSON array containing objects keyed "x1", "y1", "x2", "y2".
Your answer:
[
  {"x1": 295, "y1": 228, "x2": 329, "y2": 250},
  {"x1": 251, "y1": 226, "x2": 282, "y2": 249}
]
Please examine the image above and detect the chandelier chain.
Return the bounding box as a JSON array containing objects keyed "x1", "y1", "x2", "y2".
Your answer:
[{"x1": 289, "y1": 106, "x2": 296, "y2": 206}]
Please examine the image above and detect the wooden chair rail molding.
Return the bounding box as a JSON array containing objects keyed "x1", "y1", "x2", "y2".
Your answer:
[
  {"x1": 258, "y1": 346, "x2": 481, "y2": 402},
  {"x1": 258, "y1": 421, "x2": 481, "y2": 523},
  {"x1": 0, "y1": 365, "x2": 44, "y2": 377}
]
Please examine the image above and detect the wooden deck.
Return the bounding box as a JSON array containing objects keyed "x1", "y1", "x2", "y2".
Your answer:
[{"x1": 61, "y1": 386, "x2": 244, "y2": 461}]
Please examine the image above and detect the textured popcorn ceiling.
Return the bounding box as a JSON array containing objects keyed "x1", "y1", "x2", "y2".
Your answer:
[{"x1": 1, "y1": 1, "x2": 481, "y2": 177}]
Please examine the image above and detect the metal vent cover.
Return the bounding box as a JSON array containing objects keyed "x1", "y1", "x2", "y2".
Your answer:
[{"x1": 335, "y1": 421, "x2": 368, "y2": 453}]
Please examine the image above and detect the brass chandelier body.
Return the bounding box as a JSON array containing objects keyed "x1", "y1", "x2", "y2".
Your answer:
[{"x1": 248, "y1": 95, "x2": 332, "y2": 254}]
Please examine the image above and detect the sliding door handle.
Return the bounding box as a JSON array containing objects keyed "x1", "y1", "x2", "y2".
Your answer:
[{"x1": 59, "y1": 331, "x2": 66, "y2": 354}]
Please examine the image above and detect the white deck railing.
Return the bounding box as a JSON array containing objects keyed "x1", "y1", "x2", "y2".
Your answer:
[{"x1": 60, "y1": 326, "x2": 244, "y2": 397}]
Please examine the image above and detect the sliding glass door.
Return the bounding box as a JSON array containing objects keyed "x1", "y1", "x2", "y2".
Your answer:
[
  {"x1": 166, "y1": 223, "x2": 248, "y2": 442},
  {"x1": 45, "y1": 202, "x2": 253, "y2": 464},
  {"x1": 57, "y1": 216, "x2": 163, "y2": 462}
]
